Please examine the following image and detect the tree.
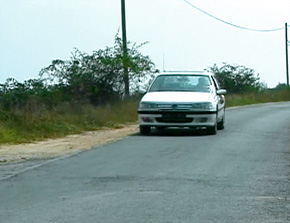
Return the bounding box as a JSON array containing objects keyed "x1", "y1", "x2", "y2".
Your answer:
[
  {"x1": 39, "y1": 33, "x2": 156, "y2": 105},
  {"x1": 0, "y1": 77, "x2": 56, "y2": 110},
  {"x1": 274, "y1": 83, "x2": 290, "y2": 90},
  {"x1": 207, "y1": 63, "x2": 264, "y2": 94}
]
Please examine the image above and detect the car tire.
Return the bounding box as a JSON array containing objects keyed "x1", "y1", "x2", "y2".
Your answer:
[
  {"x1": 217, "y1": 117, "x2": 224, "y2": 130},
  {"x1": 217, "y1": 109, "x2": 225, "y2": 130},
  {"x1": 207, "y1": 113, "x2": 217, "y2": 135},
  {"x1": 140, "y1": 126, "x2": 151, "y2": 135}
]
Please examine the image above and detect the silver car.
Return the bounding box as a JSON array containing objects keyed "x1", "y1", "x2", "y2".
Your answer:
[{"x1": 138, "y1": 72, "x2": 226, "y2": 135}]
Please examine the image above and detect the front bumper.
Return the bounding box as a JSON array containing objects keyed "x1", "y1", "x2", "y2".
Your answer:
[{"x1": 138, "y1": 110, "x2": 217, "y2": 128}]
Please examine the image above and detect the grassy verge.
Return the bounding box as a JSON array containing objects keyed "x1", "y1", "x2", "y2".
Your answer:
[
  {"x1": 226, "y1": 89, "x2": 290, "y2": 107},
  {"x1": 0, "y1": 89, "x2": 289, "y2": 144},
  {"x1": 0, "y1": 100, "x2": 138, "y2": 144}
]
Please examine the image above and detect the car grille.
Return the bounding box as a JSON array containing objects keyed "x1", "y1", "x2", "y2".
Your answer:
[{"x1": 157, "y1": 104, "x2": 193, "y2": 110}]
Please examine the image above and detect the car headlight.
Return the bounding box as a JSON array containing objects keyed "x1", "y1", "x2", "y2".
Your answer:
[
  {"x1": 139, "y1": 102, "x2": 157, "y2": 110},
  {"x1": 192, "y1": 102, "x2": 215, "y2": 110}
]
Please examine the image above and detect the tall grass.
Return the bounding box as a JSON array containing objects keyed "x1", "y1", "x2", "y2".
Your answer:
[
  {"x1": 226, "y1": 89, "x2": 290, "y2": 107},
  {"x1": 0, "y1": 89, "x2": 289, "y2": 144},
  {"x1": 0, "y1": 100, "x2": 138, "y2": 144}
]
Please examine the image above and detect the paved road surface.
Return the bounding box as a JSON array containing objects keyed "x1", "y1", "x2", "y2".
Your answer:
[{"x1": 1, "y1": 102, "x2": 290, "y2": 222}]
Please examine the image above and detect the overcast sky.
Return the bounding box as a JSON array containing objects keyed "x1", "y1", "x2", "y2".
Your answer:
[{"x1": 0, "y1": 0, "x2": 289, "y2": 87}]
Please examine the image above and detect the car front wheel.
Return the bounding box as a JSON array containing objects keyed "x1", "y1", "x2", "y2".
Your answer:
[
  {"x1": 217, "y1": 117, "x2": 224, "y2": 130},
  {"x1": 217, "y1": 109, "x2": 225, "y2": 130},
  {"x1": 207, "y1": 113, "x2": 217, "y2": 135}
]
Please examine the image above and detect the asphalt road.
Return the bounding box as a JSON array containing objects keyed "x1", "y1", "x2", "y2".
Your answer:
[{"x1": 1, "y1": 102, "x2": 290, "y2": 223}]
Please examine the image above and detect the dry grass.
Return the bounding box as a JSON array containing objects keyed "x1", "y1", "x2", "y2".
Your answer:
[
  {"x1": 0, "y1": 100, "x2": 138, "y2": 144},
  {"x1": 226, "y1": 89, "x2": 290, "y2": 107},
  {"x1": 0, "y1": 89, "x2": 289, "y2": 144}
]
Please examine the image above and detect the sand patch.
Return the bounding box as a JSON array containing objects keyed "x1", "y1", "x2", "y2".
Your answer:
[{"x1": 0, "y1": 124, "x2": 138, "y2": 164}]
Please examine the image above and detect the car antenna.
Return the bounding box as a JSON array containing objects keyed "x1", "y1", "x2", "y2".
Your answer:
[{"x1": 163, "y1": 53, "x2": 165, "y2": 72}]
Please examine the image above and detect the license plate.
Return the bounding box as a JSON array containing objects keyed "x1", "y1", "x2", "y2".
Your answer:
[{"x1": 162, "y1": 113, "x2": 186, "y2": 119}]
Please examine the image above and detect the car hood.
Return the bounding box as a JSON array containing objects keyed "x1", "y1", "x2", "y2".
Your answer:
[{"x1": 141, "y1": 91, "x2": 214, "y2": 103}]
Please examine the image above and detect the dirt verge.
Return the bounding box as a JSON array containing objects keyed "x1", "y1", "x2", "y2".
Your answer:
[{"x1": 0, "y1": 124, "x2": 138, "y2": 164}]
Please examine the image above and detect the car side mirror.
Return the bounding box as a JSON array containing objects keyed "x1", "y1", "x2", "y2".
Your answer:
[
  {"x1": 217, "y1": 89, "x2": 227, "y2": 95},
  {"x1": 138, "y1": 89, "x2": 147, "y2": 95}
]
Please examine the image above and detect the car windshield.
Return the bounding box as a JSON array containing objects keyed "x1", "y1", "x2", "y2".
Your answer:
[{"x1": 149, "y1": 75, "x2": 212, "y2": 93}]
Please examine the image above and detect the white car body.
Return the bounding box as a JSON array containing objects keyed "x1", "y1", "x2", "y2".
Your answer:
[{"x1": 138, "y1": 72, "x2": 226, "y2": 135}]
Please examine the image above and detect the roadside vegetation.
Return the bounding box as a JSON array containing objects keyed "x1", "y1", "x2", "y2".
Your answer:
[
  {"x1": 0, "y1": 35, "x2": 289, "y2": 144},
  {"x1": 0, "y1": 99, "x2": 139, "y2": 144},
  {"x1": 207, "y1": 63, "x2": 290, "y2": 106},
  {"x1": 226, "y1": 88, "x2": 290, "y2": 107}
]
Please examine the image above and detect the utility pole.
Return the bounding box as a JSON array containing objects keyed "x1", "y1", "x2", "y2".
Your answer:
[
  {"x1": 121, "y1": 0, "x2": 129, "y2": 97},
  {"x1": 286, "y1": 23, "x2": 289, "y2": 86}
]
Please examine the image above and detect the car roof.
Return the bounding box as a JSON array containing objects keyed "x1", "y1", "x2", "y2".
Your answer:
[{"x1": 158, "y1": 71, "x2": 213, "y2": 76}]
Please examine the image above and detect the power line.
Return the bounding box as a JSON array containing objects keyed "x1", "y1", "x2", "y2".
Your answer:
[{"x1": 183, "y1": 0, "x2": 285, "y2": 32}]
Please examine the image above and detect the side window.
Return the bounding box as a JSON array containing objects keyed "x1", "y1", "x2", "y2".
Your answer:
[{"x1": 211, "y1": 76, "x2": 220, "y2": 90}]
